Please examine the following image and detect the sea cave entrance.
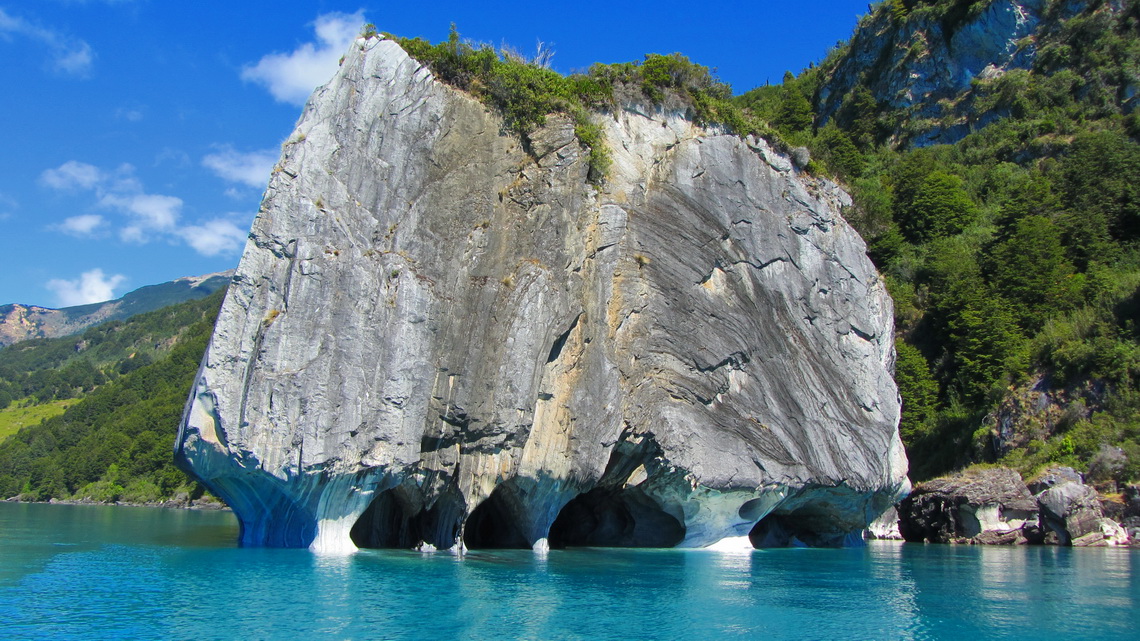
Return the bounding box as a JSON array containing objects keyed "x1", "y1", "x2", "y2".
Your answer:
[
  {"x1": 547, "y1": 487, "x2": 684, "y2": 548},
  {"x1": 350, "y1": 486, "x2": 464, "y2": 550},
  {"x1": 462, "y1": 484, "x2": 532, "y2": 549},
  {"x1": 748, "y1": 505, "x2": 862, "y2": 548}
]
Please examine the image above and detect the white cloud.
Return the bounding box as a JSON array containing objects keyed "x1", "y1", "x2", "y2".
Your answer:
[
  {"x1": 0, "y1": 8, "x2": 94, "y2": 77},
  {"x1": 39, "y1": 159, "x2": 250, "y2": 256},
  {"x1": 41, "y1": 161, "x2": 180, "y2": 243},
  {"x1": 46, "y1": 268, "x2": 126, "y2": 307},
  {"x1": 100, "y1": 192, "x2": 182, "y2": 239},
  {"x1": 179, "y1": 219, "x2": 248, "y2": 257},
  {"x1": 53, "y1": 40, "x2": 92, "y2": 75},
  {"x1": 40, "y1": 160, "x2": 103, "y2": 190},
  {"x1": 241, "y1": 11, "x2": 364, "y2": 105},
  {"x1": 202, "y1": 146, "x2": 277, "y2": 188},
  {"x1": 54, "y1": 213, "x2": 105, "y2": 236},
  {"x1": 154, "y1": 148, "x2": 191, "y2": 168}
]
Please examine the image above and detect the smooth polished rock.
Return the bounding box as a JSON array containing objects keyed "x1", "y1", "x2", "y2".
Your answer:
[{"x1": 176, "y1": 35, "x2": 908, "y2": 552}]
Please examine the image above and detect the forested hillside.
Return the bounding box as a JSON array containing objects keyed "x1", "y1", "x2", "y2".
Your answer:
[
  {"x1": 737, "y1": 0, "x2": 1140, "y2": 483},
  {"x1": 0, "y1": 289, "x2": 225, "y2": 502}
]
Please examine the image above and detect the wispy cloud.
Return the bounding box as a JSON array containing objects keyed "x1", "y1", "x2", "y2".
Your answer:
[
  {"x1": 202, "y1": 146, "x2": 277, "y2": 188},
  {"x1": 46, "y1": 268, "x2": 126, "y2": 307},
  {"x1": 115, "y1": 106, "x2": 144, "y2": 122},
  {"x1": 53, "y1": 213, "x2": 105, "y2": 237},
  {"x1": 38, "y1": 159, "x2": 250, "y2": 257},
  {"x1": 99, "y1": 192, "x2": 183, "y2": 241},
  {"x1": 241, "y1": 11, "x2": 364, "y2": 105},
  {"x1": 0, "y1": 8, "x2": 94, "y2": 77},
  {"x1": 40, "y1": 160, "x2": 103, "y2": 190},
  {"x1": 0, "y1": 191, "x2": 17, "y2": 221},
  {"x1": 179, "y1": 218, "x2": 248, "y2": 256}
]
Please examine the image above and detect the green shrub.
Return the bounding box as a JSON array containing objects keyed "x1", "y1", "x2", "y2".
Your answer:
[
  {"x1": 903, "y1": 171, "x2": 978, "y2": 242},
  {"x1": 393, "y1": 29, "x2": 759, "y2": 183}
]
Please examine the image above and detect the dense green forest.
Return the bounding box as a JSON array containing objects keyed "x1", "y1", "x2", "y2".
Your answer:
[{"x1": 0, "y1": 290, "x2": 225, "y2": 502}]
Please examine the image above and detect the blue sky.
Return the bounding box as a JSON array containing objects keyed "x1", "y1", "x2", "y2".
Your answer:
[{"x1": 0, "y1": 0, "x2": 871, "y2": 308}]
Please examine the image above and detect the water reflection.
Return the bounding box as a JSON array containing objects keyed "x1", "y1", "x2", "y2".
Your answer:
[{"x1": 2, "y1": 503, "x2": 1139, "y2": 640}]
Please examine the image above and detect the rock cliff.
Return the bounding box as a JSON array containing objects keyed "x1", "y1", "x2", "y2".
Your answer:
[
  {"x1": 175, "y1": 35, "x2": 908, "y2": 552},
  {"x1": 898, "y1": 466, "x2": 1133, "y2": 546},
  {"x1": 818, "y1": 0, "x2": 1101, "y2": 146}
]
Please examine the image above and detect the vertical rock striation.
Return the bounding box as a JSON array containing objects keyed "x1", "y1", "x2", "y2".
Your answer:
[{"x1": 176, "y1": 35, "x2": 908, "y2": 552}]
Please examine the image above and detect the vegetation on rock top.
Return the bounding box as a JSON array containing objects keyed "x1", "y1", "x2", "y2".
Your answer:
[{"x1": 383, "y1": 25, "x2": 790, "y2": 182}]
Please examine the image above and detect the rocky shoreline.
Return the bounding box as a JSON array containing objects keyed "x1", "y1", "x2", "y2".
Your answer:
[
  {"x1": 3, "y1": 495, "x2": 230, "y2": 511},
  {"x1": 895, "y1": 466, "x2": 1140, "y2": 547},
  {"x1": 7, "y1": 468, "x2": 1138, "y2": 549}
]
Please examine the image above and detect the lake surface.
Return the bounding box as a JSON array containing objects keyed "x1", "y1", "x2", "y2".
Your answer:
[{"x1": 0, "y1": 502, "x2": 1137, "y2": 640}]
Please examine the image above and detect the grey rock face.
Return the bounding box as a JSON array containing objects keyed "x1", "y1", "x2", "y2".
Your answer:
[
  {"x1": 176, "y1": 36, "x2": 908, "y2": 552},
  {"x1": 818, "y1": 0, "x2": 1096, "y2": 146},
  {"x1": 897, "y1": 468, "x2": 1039, "y2": 544},
  {"x1": 1026, "y1": 466, "x2": 1084, "y2": 495},
  {"x1": 1033, "y1": 468, "x2": 1128, "y2": 546}
]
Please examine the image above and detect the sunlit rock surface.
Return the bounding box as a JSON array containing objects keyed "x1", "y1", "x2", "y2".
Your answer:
[
  {"x1": 817, "y1": 0, "x2": 1100, "y2": 146},
  {"x1": 175, "y1": 35, "x2": 908, "y2": 552},
  {"x1": 1033, "y1": 467, "x2": 1129, "y2": 547},
  {"x1": 898, "y1": 467, "x2": 1040, "y2": 544}
]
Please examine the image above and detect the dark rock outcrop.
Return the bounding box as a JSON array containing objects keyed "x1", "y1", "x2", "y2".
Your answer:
[
  {"x1": 1032, "y1": 467, "x2": 1128, "y2": 546},
  {"x1": 898, "y1": 467, "x2": 1039, "y2": 544},
  {"x1": 817, "y1": 0, "x2": 1108, "y2": 146},
  {"x1": 898, "y1": 466, "x2": 1133, "y2": 546}
]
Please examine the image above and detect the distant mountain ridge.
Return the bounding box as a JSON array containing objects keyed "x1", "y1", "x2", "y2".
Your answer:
[{"x1": 0, "y1": 271, "x2": 233, "y2": 348}]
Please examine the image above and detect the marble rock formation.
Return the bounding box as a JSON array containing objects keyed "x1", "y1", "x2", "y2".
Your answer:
[{"x1": 175, "y1": 35, "x2": 909, "y2": 552}]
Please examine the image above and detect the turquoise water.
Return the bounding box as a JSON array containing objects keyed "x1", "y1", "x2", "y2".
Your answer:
[{"x1": 1, "y1": 502, "x2": 1137, "y2": 640}]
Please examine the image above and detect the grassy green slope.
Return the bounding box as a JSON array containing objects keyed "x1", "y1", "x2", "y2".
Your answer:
[{"x1": 0, "y1": 399, "x2": 78, "y2": 443}]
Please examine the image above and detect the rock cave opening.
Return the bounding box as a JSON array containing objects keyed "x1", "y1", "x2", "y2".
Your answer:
[
  {"x1": 748, "y1": 506, "x2": 862, "y2": 548},
  {"x1": 350, "y1": 486, "x2": 466, "y2": 550},
  {"x1": 350, "y1": 486, "x2": 424, "y2": 549},
  {"x1": 462, "y1": 485, "x2": 532, "y2": 549},
  {"x1": 547, "y1": 487, "x2": 685, "y2": 548}
]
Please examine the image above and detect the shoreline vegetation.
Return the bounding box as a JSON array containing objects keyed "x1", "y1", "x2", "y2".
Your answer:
[
  {"x1": 0, "y1": 495, "x2": 229, "y2": 511},
  {"x1": 0, "y1": 291, "x2": 226, "y2": 506}
]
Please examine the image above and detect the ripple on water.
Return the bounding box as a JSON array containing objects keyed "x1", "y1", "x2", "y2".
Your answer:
[{"x1": 1, "y1": 505, "x2": 1138, "y2": 640}]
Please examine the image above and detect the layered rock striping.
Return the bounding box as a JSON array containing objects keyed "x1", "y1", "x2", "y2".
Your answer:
[{"x1": 176, "y1": 36, "x2": 908, "y2": 552}]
